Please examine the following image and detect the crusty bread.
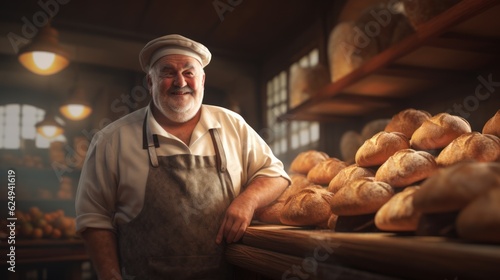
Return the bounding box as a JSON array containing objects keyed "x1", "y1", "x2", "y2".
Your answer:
[
  {"x1": 375, "y1": 186, "x2": 422, "y2": 231},
  {"x1": 254, "y1": 200, "x2": 285, "y2": 224},
  {"x1": 413, "y1": 162, "x2": 500, "y2": 213},
  {"x1": 384, "y1": 108, "x2": 432, "y2": 139},
  {"x1": 289, "y1": 150, "x2": 329, "y2": 175},
  {"x1": 340, "y1": 130, "x2": 363, "y2": 164},
  {"x1": 355, "y1": 131, "x2": 410, "y2": 167},
  {"x1": 436, "y1": 132, "x2": 500, "y2": 166},
  {"x1": 402, "y1": 0, "x2": 461, "y2": 29},
  {"x1": 327, "y1": 214, "x2": 339, "y2": 230},
  {"x1": 330, "y1": 177, "x2": 394, "y2": 216},
  {"x1": 327, "y1": 164, "x2": 375, "y2": 193},
  {"x1": 280, "y1": 186, "x2": 334, "y2": 226},
  {"x1": 456, "y1": 187, "x2": 500, "y2": 243},
  {"x1": 482, "y1": 109, "x2": 500, "y2": 138},
  {"x1": 410, "y1": 113, "x2": 471, "y2": 150},
  {"x1": 307, "y1": 158, "x2": 347, "y2": 185},
  {"x1": 375, "y1": 149, "x2": 437, "y2": 188},
  {"x1": 289, "y1": 64, "x2": 329, "y2": 108}
]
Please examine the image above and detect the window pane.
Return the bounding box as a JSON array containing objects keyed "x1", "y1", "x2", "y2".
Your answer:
[
  {"x1": 309, "y1": 49, "x2": 319, "y2": 66},
  {"x1": 300, "y1": 128, "x2": 309, "y2": 146},
  {"x1": 311, "y1": 122, "x2": 320, "y2": 142},
  {"x1": 291, "y1": 132, "x2": 299, "y2": 149}
]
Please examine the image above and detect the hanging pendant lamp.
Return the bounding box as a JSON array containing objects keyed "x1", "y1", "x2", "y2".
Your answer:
[
  {"x1": 35, "y1": 110, "x2": 64, "y2": 139},
  {"x1": 59, "y1": 87, "x2": 92, "y2": 121},
  {"x1": 18, "y1": 22, "x2": 70, "y2": 76}
]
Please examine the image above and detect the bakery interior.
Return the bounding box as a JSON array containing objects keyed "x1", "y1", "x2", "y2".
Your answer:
[{"x1": 0, "y1": 0, "x2": 499, "y2": 279}]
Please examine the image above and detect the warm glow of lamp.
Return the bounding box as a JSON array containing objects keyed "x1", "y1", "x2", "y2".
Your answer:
[
  {"x1": 59, "y1": 88, "x2": 93, "y2": 120},
  {"x1": 35, "y1": 112, "x2": 64, "y2": 139},
  {"x1": 18, "y1": 23, "x2": 69, "y2": 76}
]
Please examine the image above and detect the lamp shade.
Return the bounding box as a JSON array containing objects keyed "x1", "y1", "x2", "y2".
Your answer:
[
  {"x1": 59, "y1": 88, "x2": 92, "y2": 120},
  {"x1": 18, "y1": 23, "x2": 69, "y2": 75},
  {"x1": 35, "y1": 112, "x2": 64, "y2": 139}
]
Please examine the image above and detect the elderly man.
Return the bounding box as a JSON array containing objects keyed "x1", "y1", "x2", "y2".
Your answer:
[{"x1": 75, "y1": 34, "x2": 290, "y2": 280}]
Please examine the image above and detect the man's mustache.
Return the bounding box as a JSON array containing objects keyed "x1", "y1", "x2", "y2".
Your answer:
[{"x1": 168, "y1": 86, "x2": 194, "y2": 94}]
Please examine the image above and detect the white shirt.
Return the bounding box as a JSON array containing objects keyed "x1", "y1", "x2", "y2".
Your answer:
[{"x1": 75, "y1": 104, "x2": 290, "y2": 233}]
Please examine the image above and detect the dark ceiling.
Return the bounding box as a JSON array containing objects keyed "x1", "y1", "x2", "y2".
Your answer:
[{"x1": 1, "y1": 0, "x2": 340, "y2": 67}]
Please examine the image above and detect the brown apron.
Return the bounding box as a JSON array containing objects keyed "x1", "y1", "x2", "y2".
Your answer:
[{"x1": 117, "y1": 114, "x2": 235, "y2": 280}]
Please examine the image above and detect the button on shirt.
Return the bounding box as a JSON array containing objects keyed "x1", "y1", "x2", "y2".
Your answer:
[{"x1": 75, "y1": 104, "x2": 290, "y2": 233}]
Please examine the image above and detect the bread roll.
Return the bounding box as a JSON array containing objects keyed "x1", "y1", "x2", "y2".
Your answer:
[
  {"x1": 254, "y1": 200, "x2": 285, "y2": 224},
  {"x1": 355, "y1": 131, "x2": 410, "y2": 167},
  {"x1": 482, "y1": 109, "x2": 500, "y2": 137},
  {"x1": 402, "y1": 0, "x2": 461, "y2": 29},
  {"x1": 410, "y1": 113, "x2": 471, "y2": 150},
  {"x1": 436, "y1": 132, "x2": 500, "y2": 166},
  {"x1": 340, "y1": 130, "x2": 363, "y2": 164},
  {"x1": 456, "y1": 187, "x2": 500, "y2": 243},
  {"x1": 307, "y1": 158, "x2": 347, "y2": 185},
  {"x1": 289, "y1": 64, "x2": 329, "y2": 108},
  {"x1": 384, "y1": 108, "x2": 432, "y2": 139},
  {"x1": 375, "y1": 149, "x2": 437, "y2": 188},
  {"x1": 290, "y1": 150, "x2": 329, "y2": 175},
  {"x1": 413, "y1": 162, "x2": 500, "y2": 213},
  {"x1": 330, "y1": 177, "x2": 394, "y2": 216},
  {"x1": 361, "y1": 119, "x2": 391, "y2": 140},
  {"x1": 375, "y1": 186, "x2": 422, "y2": 231},
  {"x1": 280, "y1": 186, "x2": 334, "y2": 226},
  {"x1": 327, "y1": 164, "x2": 375, "y2": 193}
]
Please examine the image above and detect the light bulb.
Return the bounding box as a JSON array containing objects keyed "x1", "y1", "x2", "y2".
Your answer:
[
  {"x1": 40, "y1": 125, "x2": 59, "y2": 138},
  {"x1": 32, "y1": 51, "x2": 56, "y2": 70},
  {"x1": 66, "y1": 104, "x2": 85, "y2": 117}
]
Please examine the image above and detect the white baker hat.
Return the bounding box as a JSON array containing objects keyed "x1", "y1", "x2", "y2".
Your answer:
[{"x1": 139, "y1": 34, "x2": 211, "y2": 72}]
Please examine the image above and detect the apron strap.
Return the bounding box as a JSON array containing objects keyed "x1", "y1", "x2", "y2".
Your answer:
[
  {"x1": 209, "y1": 129, "x2": 227, "y2": 173},
  {"x1": 142, "y1": 112, "x2": 159, "y2": 168}
]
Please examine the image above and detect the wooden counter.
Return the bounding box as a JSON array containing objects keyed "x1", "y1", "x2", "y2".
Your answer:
[
  {"x1": 1, "y1": 238, "x2": 90, "y2": 280},
  {"x1": 226, "y1": 224, "x2": 500, "y2": 280}
]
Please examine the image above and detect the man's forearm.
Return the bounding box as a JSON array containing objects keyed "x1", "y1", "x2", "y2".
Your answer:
[
  {"x1": 241, "y1": 176, "x2": 289, "y2": 210},
  {"x1": 81, "y1": 228, "x2": 122, "y2": 280}
]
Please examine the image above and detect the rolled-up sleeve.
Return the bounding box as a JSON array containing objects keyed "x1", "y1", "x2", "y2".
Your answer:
[{"x1": 75, "y1": 132, "x2": 118, "y2": 234}]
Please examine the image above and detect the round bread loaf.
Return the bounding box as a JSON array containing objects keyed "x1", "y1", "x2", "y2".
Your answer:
[
  {"x1": 375, "y1": 186, "x2": 422, "y2": 231},
  {"x1": 327, "y1": 164, "x2": 375, "y2": 193},
  {"x1": 355, "y1": 131, "x2": 410, "y2": 167},
  {"x1": 254, "y1": 200, "x2": 285, "y2": 224},
  {"x1": 456, "y1": 187, "x2": 500, "y2": 243},
  {"x1": 280, "y1": 186, "x2": 334, "y2": 226},
  {"x1": 340, "y1": 130, "x2": 363, "y2": 164},
  {"x1": 413, "y1": 162, "x2": 500, "y2": 213},
  {"x1": 402, "y1": 0, "x2": 461, "y2": 29},
  {"x1": 384, "y1": 108, "x2": 432, "y2": 139},
  {"x1": 290, "y1": 150, "x2": 329, "y2": 175},
  {"x1": 330, "y1": 177, "x2": 394, "y2": 216},
  {"x1": 361, "y1": 119, "x2": 391, "y2": 140},
  {"x1": 482, "y1": 109, "x2": 500, "y2": 138},
  {"x1": 289, "y1": 64, "x2": 329, "y2": 108},
  {"x1": 280, "y1": 174, "x2": 315, "y2": 202},
  {"x1": 410, "y1": 113, "x2": 471, "y2": 150},
  {"x1": 307, "y1": 158, "x2": 348, "y2": 185},
  {"x1": 436, "y1": 132, "x2": 500, "y2": 166},
  {"x1": 375, "y1": 149, "x2": 437, "y2": 188}
]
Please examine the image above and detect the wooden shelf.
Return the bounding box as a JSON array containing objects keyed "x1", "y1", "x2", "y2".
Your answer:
[
  {"x1": 226, "y1": 225, "x2": 500, "y2": 280},
  {"x1": 279, "y1": 0, "x2": 500, "y2": 122}
]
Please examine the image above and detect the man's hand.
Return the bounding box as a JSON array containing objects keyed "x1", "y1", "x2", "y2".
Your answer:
[{"x1": 215, "y1": 176, "x2": 289, "y2": 244}]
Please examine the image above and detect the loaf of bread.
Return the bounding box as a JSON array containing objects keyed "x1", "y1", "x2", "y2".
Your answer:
[
  {"x1": 413, "y1": 162, "x2": 500, "y2": 213},
  {"x1": 384, "y1": 108, "x2": 432, "y2": 139},
  {"x1": 361, "y1": 119, "x2": 391, "y2": 140},
  {"x1": 330, "y1": 177, "x2": 394, "y2": 216},
  {"x1": 483, "y1": 109, "x2": 500, "y2": 138},
  {"x1": 355, "y1": 131, "x2": 410, "y2": 167},
  {"x1": 280, "y1": 186, "x2": 334, "y2": 226},
  {"x1": 375, "y1": 149, "x2": 437, "y2": 188},
  {"x1": 402, "y1": 0, "x2": 461, "y2": 29},
  {"x1": 340, "y1": 130, "x2": 363, "y2": 164},
  {"x1": 290, "y1": 150, "x2": 329, "y2": 175},
  {"x1": 307, "y1": 158, "x2": 347, "y2": 185},
  {"x1": 456, "y1": 187, "x2": 500, "y2": 243},
  {"x1": 375, "y1": 186, "x2": 422, "y2": 231},
  {"x1": 410, "y1": 113, "x2": 471, "y2": 150},
  {"x1": 436, "y1": 132, "x2": 500, "y2": 166},
  {"x1": 289, "y1": 64, "x2": 329, "y2": 108},
  {"x1": 327, "y1": 164, "x2": 375, "y2": 193}
]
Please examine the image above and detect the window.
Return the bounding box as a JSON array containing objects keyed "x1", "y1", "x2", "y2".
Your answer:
[
  {"x1": 0, "y1": 104, "x2": 65, "y2": 149},
  {"x1": 266, "y1": 49, "x2": 321, "y2": 158}
]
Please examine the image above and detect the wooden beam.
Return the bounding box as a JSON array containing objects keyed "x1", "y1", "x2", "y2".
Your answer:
[
  {"x1": 427, "y1": 32, "x2": 500, "y2": 55},
  {"x1": 376, "y1": 64, "x2": 474, "y2": 81}
]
